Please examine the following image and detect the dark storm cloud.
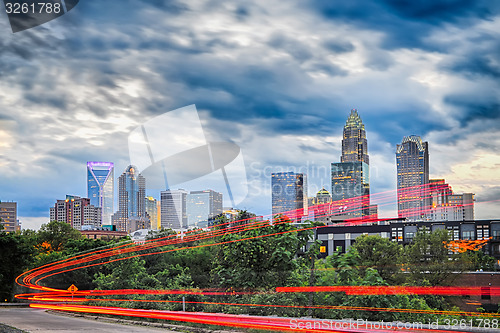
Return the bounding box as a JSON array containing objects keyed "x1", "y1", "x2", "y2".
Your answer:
[
  {"x1": 1, "y1": 0, "x2": 500, "y2": 219},
  {"x1": 268, "y1": 33, "x2": 313, "y2": 62},
  {"x1": 142, "y1": 0, "x2": 189, "y2": 13},
  {"x1": 444, "y1": 95, "x2": 500, "y2": 125},
  {"x1": 23, "y1": 92, "x2": 69, "y2": 109},
  {"x1": 234, "y1": 6, "x2": 250, "y2": 21},
  {"x1": 322, "y1": 39, "x2": 354, "y2": 54},
  {"x1": 475, "y1": 186, "x2": 500, "y2": 203},
  {"x1": 153, "y1": 56, "x2": 310, "y2": 121},
  {"x1": 309, "y1": 62, "x2": 348, "y2": 76},
  {"x1": 362, "y1": 104, "x2": 449, "y2": 145},
  {"x1": 446, "y1": 54, "x2": 500, "y2": 80},
  {"x1": 309, "y1": 0, "x2": 500, "y2": 50},
  {"x1": 364, "y1": 51, "x2": 394, "y2": 71}
]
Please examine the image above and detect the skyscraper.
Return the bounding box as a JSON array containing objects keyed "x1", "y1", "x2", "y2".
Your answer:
[
  {"x1": 112, "y1": 165, "x2": 147, "y2": 232},
  {"x1": 87, "y1": 162, "x2": 114, "y2": 225},
  {"x1": 161, "y1": 189, "x2": 188, "y2": 229},
  {"x1": 341, "y1": 109, "x2": 369, "y2": 165},
  {"x1": 331, "y1": 109, "x2": 370, "y2": 217},
  {"x1": 396, "y1": 135, "x2": 430, "y2": 221},
  {"x1": 331, "y1": 162, "x2": 370, "y2": 217},
  {"x1": 186, "y1": 190, "x2": 223, "y2": 228},
  {"x1": 271, "y1": 172, "x2": 307, "y2": 219}
]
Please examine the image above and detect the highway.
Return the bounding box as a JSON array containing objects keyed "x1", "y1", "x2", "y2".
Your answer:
[{"x1": 0, "y1": 307, "x2": 174, "y2": 333}]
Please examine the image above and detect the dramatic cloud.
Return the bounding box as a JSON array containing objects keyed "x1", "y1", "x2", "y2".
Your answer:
[{"x1": 0, "y1": 0, "x2": 499, "y2": 227}]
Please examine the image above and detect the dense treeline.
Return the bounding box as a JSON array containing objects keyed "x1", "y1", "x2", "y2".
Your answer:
[{"x1": 0, "y1": 213, "x2": 497, "y2": 323}]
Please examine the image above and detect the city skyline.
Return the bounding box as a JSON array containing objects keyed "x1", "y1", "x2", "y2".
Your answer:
[
  {"x1": 2, "y1": 119, "x2": 493, "y2": 230},
  {"x1": 1, "y1": 1, "x2": 499, "y2": 229},
  {"x1": 2, "y1": 115, "x2": 489, "y2": 230}
]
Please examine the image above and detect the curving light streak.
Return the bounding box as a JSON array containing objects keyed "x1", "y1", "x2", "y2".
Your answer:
[
  {"x1": 15, "y1": 191, "x2": 498, "y2": 332},
  {"x1": 29, "y1": 303, "x2": 471, "y2": 333}
]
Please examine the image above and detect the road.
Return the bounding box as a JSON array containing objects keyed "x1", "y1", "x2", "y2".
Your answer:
[{"x1": 0, "y1": 308, "x2": 174, "y2": 333}]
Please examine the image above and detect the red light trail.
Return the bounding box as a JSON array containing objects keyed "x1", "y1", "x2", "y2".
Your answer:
[
  {"x1": 15, "y1": 186, "x2": 498, "y2": 332},
  {"x1": 29, "y1": 303, "x2": 475, "y2": 333}
]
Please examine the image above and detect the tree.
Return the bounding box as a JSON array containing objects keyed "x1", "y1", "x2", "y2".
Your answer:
[
  {"x1": 37, "y1": 220, "x2": 82, "y2": 252},
  {"x1": 401, "y1": 229, "x2": 469, "y2": 286},
  {"x1": 351, "y1": 235, "x2": 403, "y2": 282},
  {"x1": 0, "y1": 231, "x2": 36, "y2": 301},
  {"x1": 461, "y1": 249, "x2": 496, "y2": 271},
  {"x1": 212, "y1": 215, "x2": 312, "y2": 290}
]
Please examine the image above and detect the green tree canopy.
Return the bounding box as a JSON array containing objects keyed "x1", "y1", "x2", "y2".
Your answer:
[
  {"x1": 37, "y1": 220, "x2": 82, "y2": 252},
  {"x1": 351, "y1": 234, "x2": 403, "y2": 282},
  {"x1": 401, "y1": 229, "x2": 469, "y2": 286}
]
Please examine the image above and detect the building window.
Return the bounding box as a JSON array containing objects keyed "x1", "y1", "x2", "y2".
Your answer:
[{"x1": 462, "y1": 230, "x2": 475, "y2": 240}]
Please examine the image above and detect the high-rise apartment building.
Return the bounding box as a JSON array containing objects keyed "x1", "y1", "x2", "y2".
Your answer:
[
  {"x1": 0, "y1": 201, "x2": 19, "y2": 233},
  {"x1": 428, "y1": 179, "x2": 474, "y2": 221},
  {"x1": 87, "y1": 162, "x2": 114, "y2": 225},
  {"x1": 396, "y1": 135, "x2": 430, "y2": 221},
  {"x1": 49, "y1": 195, "x2": 102, "y2": 230},
  {"x1": 161, "y1": 189, "x2": 188, "y2": 230},
  {"x1": 111, "y1": 165, "x2": 147, "y2": 232},
  {"x1": 331, "y1": 109, "x2": 370, "y2": 217},
  {"x1": 186, "y1": 190, "x2": 223, "y2": 228},
  {"x1": 271, "y1": 172, "x2": 307, "y2": 219}
]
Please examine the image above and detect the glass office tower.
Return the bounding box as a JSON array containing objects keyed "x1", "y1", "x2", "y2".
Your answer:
[
  {"x1": 341, "y1": 109, "x2": 369, "y2": 165},
  {"x1": 331, "y1": 162, "x2": 370, "y2": 217},
  {"x1": 112, "y1": 165, "x2": 146, "y2": 231},
  {"x1": 271, "y1": 172, "x2": 306, "y2": 219},
  {"x1": 186, "y1": 190, "x2": 223, "y2": 228},
  {"x1": 87, "y1": 161, "x2": 114, "y2": 225},
  {"x1": 330, "y1": 109, "x2": 370, "y2": 217},
  {"x1": 396, "y1": 135, "x2": 430, "y2": 221},
  {"x1": 161, "y1": 189, "x2": 188, "y2": 230}
]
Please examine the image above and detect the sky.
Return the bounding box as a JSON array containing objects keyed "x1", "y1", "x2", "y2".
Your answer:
[{"x1": 0, "y1": 0, "x2": 499, "y2": 230}]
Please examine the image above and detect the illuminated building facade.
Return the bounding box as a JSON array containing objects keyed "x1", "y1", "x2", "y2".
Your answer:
[
  {"x1": 49, "y1": 195, "x2": 101, "y2": 230},
  {"x1": 0, "y1": 201, "x2": 19, "y2": 232},
  {"x1": 396, "y1": 135, "x2": 430, "y2": 221},
  {"x1": 145, "y1": 196, "x2": 158, "y2": 230},
  {"x1": 330, "y1": 109, "x2": 370, "y2": 217},
  {"x1": 112, "y1": 165, "x2": 147, "y2": 232},
  {"x1": 331, "y1": 162, "x2": 370, "y2": 217},
  {"x1": 428, "y1": 179, "x2": 475, "y2": 221},
  {"x1": 87, "y1": 161, "x2": 114, "y2": 225},
  {"x1": 341, "y1": 109, "x2": 369, "y2": 165},
  {"x1": 271, "y1": 172, "x2": 307, "y2": 219},
  {"x1": 308, "y1": 188, "x2": 333, "y2": 222},
  {"x1": 161, "y1": 189, "x2": 188, "y2": 230},
  {"x1": 186, "y1": 190, "x2": 223, "y2": 228}
]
